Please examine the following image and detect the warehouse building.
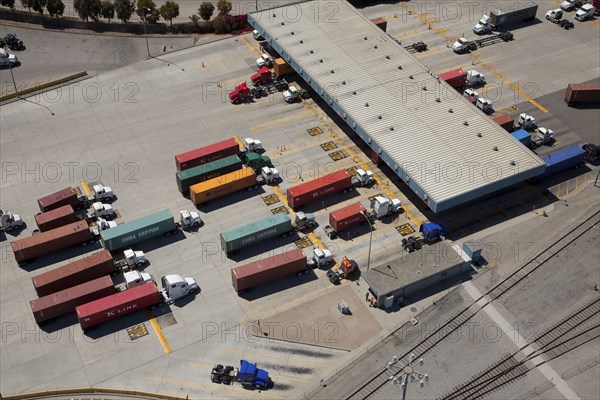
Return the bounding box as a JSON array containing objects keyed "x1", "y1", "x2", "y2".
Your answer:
[
  {"x1": 248, "y1": 0, "x2": 547, "y2": 212},
  {"x1": 362, "y1": 241, "x2": 472, "y2": 309}
]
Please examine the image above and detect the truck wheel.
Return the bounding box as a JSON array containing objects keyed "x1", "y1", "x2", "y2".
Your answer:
[
  {"x1": 255, "y1": 384, "x2": 262, "y2": 389},
  {"x1": 192, "y1": 221, "x2": 200, "y2": 227},
  {"x1": 189, "y1": 288, "x2": 198, "y2": 295},
  {"x1": 81, "y1": 241, "x2": 88, "y2": 247}
]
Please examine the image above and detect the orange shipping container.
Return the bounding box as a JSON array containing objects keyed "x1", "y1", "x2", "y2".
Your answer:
[
  {"x1": 274, "y1": 58, "x2": 294, "y2": 77},
  {"x1": 190, "y1": 167, "x2": 257, "y2": 205}
]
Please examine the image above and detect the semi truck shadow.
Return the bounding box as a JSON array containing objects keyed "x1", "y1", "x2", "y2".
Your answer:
[
  {"x1": 227, "y1": 237, "x2": 302, "y2": 262},
  {"x1": 18, "y1": 242, "x2": 103, "y2": 272},
  {"x1": 135, "y1": 231, "x2": 186, "y2": 253},
  {"x1": 238, "y1": 271, "x2": 319, "y2": 301},
  {"x1": 82, "y1": 306, "x2": 173, "y2": 340},
  {"x1": 292, "y1": 190, "x2": 362, "y2": 214},
  {"x1": 196, "y1": 188, "x2": 267, "y2": 213}
]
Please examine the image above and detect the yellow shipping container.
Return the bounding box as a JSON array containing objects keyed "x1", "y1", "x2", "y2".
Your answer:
[
  {"x1": 274, "y1": 58, "x2": 295, "y2": 77},
  {"x1": 190, "y1": 167, "x2": 257, "y2": 205}
]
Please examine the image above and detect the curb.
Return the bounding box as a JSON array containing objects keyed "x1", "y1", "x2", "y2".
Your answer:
[
  {"x1": 2, "y1": 387, "x2": 189, "y2": 400},
  {"x1": 0, "y1": 71, "x2": 88, "y2": 102}
]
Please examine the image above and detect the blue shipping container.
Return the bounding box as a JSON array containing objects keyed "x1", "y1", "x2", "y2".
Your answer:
[
  {"x1": 540, "y1": 145, "x2": 585, "y2": 178},
  {"x1": 511, "y1": 129, "x2": 531, "y2": 146}
]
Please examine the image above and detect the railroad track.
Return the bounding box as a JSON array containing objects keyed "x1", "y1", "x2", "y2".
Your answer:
[
  {"x1": 438, "y1": 298, "x2": 600, "y2": 400},
  {"x1": 345, "y1": 211, "x2": 599, "y2": 400}
]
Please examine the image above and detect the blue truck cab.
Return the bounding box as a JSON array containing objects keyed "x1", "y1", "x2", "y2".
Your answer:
[
  {"x1": 237, "y1": 360, "x2": 273, "y2": 389},
  {"x1": 420, "y1": 223, "x2": 446, "y2": 244}
]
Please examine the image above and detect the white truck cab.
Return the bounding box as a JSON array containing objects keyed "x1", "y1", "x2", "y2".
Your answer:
[
  {"x1": 307, "y1": 248, "x2": 333, "y2": 269},
  {"x1": 473, "y1": 15, "x2": 492, "y2": 34},
  {"x1": 536, "y1": 127, "x2": 555, "y2": 144},
  {"x1": 353, "y1": 169, "x2": 374, "y2": 186},
  {"x1": 97, "y1": 217, "x2": 117, "y2": 230},
  {"x1": 466, "y1": 70, "x2": 486, "y2": 87},
  {"x1": 244, "y1": 138, "x2": 263, "y2": 153},
  {"x1": 123, "y1": 270, "x2": 154, "y2": 289},
  {"x1": 476, "y1": 97, "x2": 493, "y2": 113},
  {"x1": 124, "y1": 249, "x2": 146, "y2": 268},
  {"x1": 179, "y1": 210, "x2": 202, "y2": 229},
  {"x1": 575, "y1": 4, "x2": 595, "y2": 20},
  {"x1": 256, "y1": 53, "x2": 273, "y2": 68},
  {"x1": 161, "y1": 274, "x2": 199, "y2": 304},
  {"x1": 258, "y1": 166, "x2": 279, "y2": 185},
  {"x1": 452, "y1": 38, "x2": 470, "y2": 53},
  {"x1": 0, "y1": 209, "x2": 24, "y2": 231},
  {"x1": 516, "y1": 113, "x2": 537, "y2": 130},
  {"x1": 561, "y1": 0, "x2": 581, "y2": 11},
  {"x1": 91, "y1": 202, "x2": 114, "y2": 218},
  {"x1": 546, "y1": 9, "x2": 564, "y2": 20},
  {"x1": 253, "y1": 30, "x2": 265, "y2": 41},
  {"x1": 370, "y1": 196, "x2": 402, "y2": 219},
  {"x1": 92, "y1": 184, "x2": 115, "y2": 201},
  {"x1": 0, "y1": 48, "x2": 19, "y2": 68}
]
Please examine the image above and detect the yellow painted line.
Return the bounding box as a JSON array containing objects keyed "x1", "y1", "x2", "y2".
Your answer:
[
  {"x1": 80, "y1": 180, "x2": 92, "y2": 197},
  {"x1": 468, "y1": 53, "x2": 548, "y2": 113},
  {"x1": 145, "y1": 310, "x2": 172, "y2": 354},
  {"x1": 240, "y1": 35, "x2": 263, "y2": 58},
  {"x1": 414, "y1": 46, "x2": 446, "y2": 58},
  {"x1": 394, "y1": 30, "x2": 423, "y2": 40},
  {"x1": 301, "y1": 102, "x2": 425, "y2": 227},
  {"x1": 250, "y1": 110, "x2": 309, "y2": 133},
  {"x1": 149, "y1": 377, "x2": 285, "y2": 399},
  {"x1": 233, "y1": 135, "x2": 245, "y2": 149},
  {"x1": 590, "y1": 21, "x2": 600, "y2": 28},
  {"x1": 220, "y1": 348, "x2": 331, "y2": 368},
  {"x1": 239, "y1": 300, "x2": 256, "y2": 325}
]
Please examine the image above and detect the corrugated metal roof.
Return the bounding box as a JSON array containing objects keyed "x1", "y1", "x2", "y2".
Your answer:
[{"x1": 249, "y1": 0, "x2": 546, "y2": 212}]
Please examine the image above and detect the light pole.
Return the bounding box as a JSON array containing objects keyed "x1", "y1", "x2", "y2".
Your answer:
[
  {"x1": 141, "y1": 6, "x2": 151, "y2": 58},
  {"x1": 362, "y1": 211, "x2": 373, "y2": 271},
  {"x1": 387, "y1": 354, "x2": 429, "y2": 400},
  {"x1": 8, "y1": 64, "x2": 55, "y2": 116}
]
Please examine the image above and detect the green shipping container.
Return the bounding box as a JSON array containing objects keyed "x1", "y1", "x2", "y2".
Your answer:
[
  {"x1": 100, "y1": 210, "x2": 176, "y2": 251},
  {"x1": 220, "y1": 213, "x2": 292, "y2": 253},
  {"x1": 242, "y1": 153, "x2": 272, "y2": 171},
  {"x1": 177, "y1": 155, "x2": 243, "y2": 195}
]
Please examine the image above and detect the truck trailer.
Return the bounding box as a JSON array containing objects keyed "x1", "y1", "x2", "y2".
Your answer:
[
  {"x1": 287, "y1": 170, "x2": 353, "y2": 209},
  {"x1": 32, "y1": 250, "x2": 115, "y2": 297},
  {"x1": 438, "y1": 68, "x2": 467, "y2": 91},
  {"x1": 190, "y1": 167, "x2": 258, "y2": 206},
  {"x1": 175, "y1": 138, "x2": 240, "y2": 171},
  {"x1": 324, "y1": 202, "x2": 367, "y2": 239},
  {"x1": 35, "y1": 205, "x2": 77, "y2": 232},
  {"x1": 492, "y1": 114, "x2": 514, "y2": 132},
  {"x1": 100, "y1": 209, "x2": 176, "y2": 251},
  {"x1": 37, "y1": 187, "x2": 84, "y2": 212},
  {"x1": 220, "y1": 213, "x2": 292, "y2": 254},
  {"x1": 490, "y1": 4, "x2": 538, "y2": 29},
  {"x1": 231, "y1": 248, "x2": 307, "y2": 293},
  {"x1": 30, "y1": 276, "x2": 116, "y2": 324},
  {"x1": 11, "y1": 221, "x2": 95, "y2": 265},
  {"x1": 538, "y1": 145, "x2": 585, "y2": 179},
  {"x1": 511, "y1": 129, "x2": 532, "y2": 146},
  {"x1": 177, "y1": 155, "x2": 243, "y2": 195},
  {"x1": 564, "y1": 83, "x2": 600, "y2": 107}
]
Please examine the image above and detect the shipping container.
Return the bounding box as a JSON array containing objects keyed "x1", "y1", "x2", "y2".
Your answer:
[
  {"x1": 492, "y1": 114, "x2": 514, "y2": 132},
  {"x1": 438, "y1": 68, "x2": 467, "y2": 90},
  {"x1": 287, "y1": 170, "x2": 352, "y2": 208},
  {"x1": 35, "y1": 205, "x2": 77, "y2": 232},
  {"x1": 232, "y1": 248, "x2": 307, "y2": 292},
  {"x1": 491, "y1": 4, "x2": 537, "y2": 28},
  {"x1": 175, "y1": 138, "x2": 240, "y2": 171},
  {"x1": 38, "y1": 187, "x2": 79, "y2": 213},
  {"x1": 32, "y1": 250, "x2": 115, "y2": 297},
  {"x1": 329, "y1": 203, "x2": 367, "y2": 233},
  {"x1": 190, "y1": 167, "x2": 257, "y2": 205},
  {"x1": 30, "y1": 276, "x2": 116, "y2": 324},
  {"x1": 538, "y1": 145, "x2": 585, "y2": 179},
  {"x1": 76, "y1": 282, "x2": 161, "y2": 330},
  {"x1": 242, "y1": 153, "x2": 272, "y2": 171},
  {"x1": 274, "y1": 58, "x2": 294, "y2": 77},
  {"x1": 11, "y1": 221, "x2": 93, "y2": 264},
  {"x1": 371, "y1": 17, "x2": 387, "y2": 32},
  {"x1": 564, "y1": 83, "x2": 600, "y2": 106},
  {"x1": 100, "y1": 210, "x2": 176, "y2": 251},
  {"x1": 511, "y1": 129, "x2": 531, "y2": 146},
  {"x1": 220, "y1": 213, "x2": 292, "y2": 254},
  {"x1": 176, "y1": 155, "x2": 243, "y2": 195}
]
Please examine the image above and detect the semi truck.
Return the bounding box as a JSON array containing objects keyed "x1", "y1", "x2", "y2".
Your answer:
[
  {"x1": 37, "y1": 185, "x2": 115, "y2": 213},
  {"x1": 100, "y1": 209, "x2": 181, "y2": 251},
  {"x1": 231, "y1": 248, "x2": 308, "y2": 293},
  {"x1": 0, "y1": 48, "x2": 19, "y2": 67},
  {"x1": 564, "y1": 82, "x2": 600, "y2": 107},
  {"x1": 324, "y1": 202, "x2": 367, "y2": 239},
  {"x1": 30, "y1": 276, "x2": 117, "y2": 324},
  {"x1": 76, "y1": 276, "x2": 199, "y2": 330},
  {"x1": 575, "y1": 4, "x2": 595, "y2": 20},
  {"x1": 511, "y1": 129, "x2": 532, "y2": 147},
  {"x1": 32, "y1": 250, "x2": 115, "y2": 297},
  {"x1": 190, "y1": 167, "x2": 274, "y2": 206},
  {"x1": 0, "y1": 209, "x2": 25, "y2": 232},
  {"x1": 11, "y1": 220, "x2": 95, "y2": 265},
  {"x1": 177, "y1": 155, "x2": 243, "y2": 195},
  {"x1": 211, "y1": 360, "x2": 273, "y2": 389},
  {"x1": 537, "y1": 145, "x2": 585, "y2": 180},
  {"x1": 492, "y1": 114, "x2": 514, "y2": 132},
  {"x1": 34, "y1": 205, "x2": 77, "y2": 232},
  {"x1": 175, "y1": 138, "x2": 240, "y2": 171},
  {"x1": 286, "y1": 169, "x2": 374, "y2": 209},
  {"x1": 473, "y1": 4, "x2": 538, "y2": 33},
  {"x1": 220, "y1": 213, "x2": 299, "y2": 254}
]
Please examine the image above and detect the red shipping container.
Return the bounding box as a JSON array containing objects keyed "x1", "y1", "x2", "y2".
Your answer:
[
  {"x1": 35, "y1": 205, "x2": 77, "y2": 232},
  {"x1": 564, "y1": 83, "x2": 600, "y2": 106},
  {"x1": 32, "y1": 250, "x2": 115, "y2": 297},
  {"x1": 287, "y1": 170, "x2": 352, "y2": 208},
  {"x1": 329, "y1": 203, "x2": 367, "y2": 233},
  {"x1": 76, "y1": 282, "x2": 161, "y2": 330},
  {"x1": 11, "y1": 221, "x2": 93, "y2": 264},
  {"x1": 371, "y1": 17, "x2": 387, "y2": 32},
  {"x1": 38, "y1": 187, "x2": 79, "y2": 213},
  {"x1": 492, "y1": 114, "x2": 514, "y2": 132},
  {"x1": 30, "y1": 276, "x2": 116, "y2": 324},
  {"x1": 175, "y1": 138, "x2": 240, "y2": 171},
  {"x1": 370, "y1": 149, "x2": 382, "y2": 166},
  {"x1": 439, "y1": 69, "x2": 467, "y2": 90},
  {"x1": 232, "y1": 248, "x2": 307, "y2": 293}
]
